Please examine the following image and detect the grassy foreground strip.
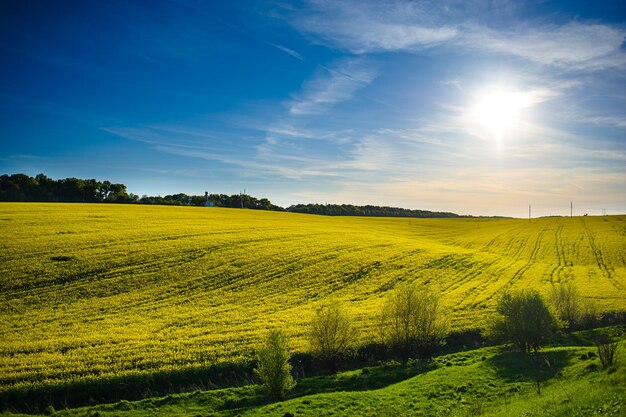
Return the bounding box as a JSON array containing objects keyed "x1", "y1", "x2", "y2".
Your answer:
[
  {"x1": 1, "y1": 203, "x2": 625, "y2": 408},
  {"x1": 2, "y1": 329, "x2": 624, "y2": 416}
]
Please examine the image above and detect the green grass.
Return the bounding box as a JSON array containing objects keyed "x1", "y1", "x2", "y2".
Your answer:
[
  {"x1": 1, "y1": 203, "x2": 625, "y2": 409},
  {"x1": 4, "y1": 329, "x2": 623, "y2": 416}
]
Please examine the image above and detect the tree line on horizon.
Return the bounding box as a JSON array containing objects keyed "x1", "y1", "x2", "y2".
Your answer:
[
  {"x1": 0, "y1": 173, "x2": 283, "y2": 210},
  {"x1": 0, "y1": 173, "x2": 461, "y2": 217},
  {"x1": 288, "y1": 203, "x2": 459, "y2": 218}
]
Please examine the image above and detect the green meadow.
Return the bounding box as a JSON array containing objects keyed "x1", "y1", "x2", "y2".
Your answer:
[
  {"x1": 1, "y1": 203, "x2": 625, "y2": 414},
  {"x1": 4, "y1": 331, "x2": 626, "y2": 416}
]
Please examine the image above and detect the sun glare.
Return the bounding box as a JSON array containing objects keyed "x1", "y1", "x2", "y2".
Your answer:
[{"x1": 472, "y1": 88, "x2": 532, "y2": 143}]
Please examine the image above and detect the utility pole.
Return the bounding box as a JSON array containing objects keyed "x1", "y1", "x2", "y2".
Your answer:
[
  {"x1": 570, "y1": 201, "x2": 572, "y2": 218},
  {"x1": 529, "y1": 205, "x2": 531, "y2": 222}
]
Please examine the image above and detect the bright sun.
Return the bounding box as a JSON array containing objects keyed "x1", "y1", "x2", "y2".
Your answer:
[{"x1": 472, "y1": 88, "x2": 532, "y2": 143}]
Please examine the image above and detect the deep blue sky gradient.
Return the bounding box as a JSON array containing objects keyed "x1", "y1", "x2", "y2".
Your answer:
[{"x1": 1, "y1": 0, "x2": 625, "y2": 216}]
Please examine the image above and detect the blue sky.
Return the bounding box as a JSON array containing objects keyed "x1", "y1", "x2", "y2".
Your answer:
[{"x1": 1, "y1": 0, "x2": 625, "y2": 217}]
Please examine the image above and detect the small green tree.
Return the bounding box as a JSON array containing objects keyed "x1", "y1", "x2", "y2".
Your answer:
[
  {"x1": 309, "y1": 304, "x2": 356, "y2": 370},
  {"x1": 254, "y1": 329, "x2": 296, "y2": 399},
  {"x1": 490, "y1": 289, "x2": 556, "y2": 352},
  {"x1": 379, "y1": 283, "x2": 447, "y2": 358},
  {"x1": 549, "y1": 282, "x2": 582, "y2": 332}
]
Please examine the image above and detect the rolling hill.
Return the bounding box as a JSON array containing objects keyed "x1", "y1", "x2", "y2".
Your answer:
[{"x1": 1, "y1": 203, "x2": 625, "y2": 410}]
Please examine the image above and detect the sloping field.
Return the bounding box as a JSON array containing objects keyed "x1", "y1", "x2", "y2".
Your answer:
[{"x1": 1, "y1": 203, "x2": 625, "y2": 397}]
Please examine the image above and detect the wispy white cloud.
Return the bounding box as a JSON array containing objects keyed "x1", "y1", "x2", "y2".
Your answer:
[
  {"x1": 102, "y1": 124, "x2": 245, "y2": 152},
  {"x1": 568, "y1": 115, "x2": 626, "y2": 129},
  {"x1": 462, "y1": 22, "x2": 626, "y2": 70},
  {"x1": 103, "y1": 123, "x2": 352, "y2": 180},
  {"x1": 270, "y1": 43, "x2": 304, "y2": 60},
  {"x1": 258, "y1": 122, "x2": 355, "y2": 144},
  {"x1": 288, "y1": 1, "x2": 626, "y2": 71},
  {"x1": 263, "y1": 125, "x2": 315, "y2": 138},
  {"x1": 585, "y1": 116, "x2": 626, "y2": 128},
  {"x1": 293, "y1": 0, "x2": 457, "y2": 53},
  {"x1": 0, "y1": 154, "x2": 46, "y2": 162},
  {"x1": 156, "y1": 142, "x2": 346, "y2": 180},
  {"x1": 288, "y1": 57, "x2": 377, "y2": 115}
]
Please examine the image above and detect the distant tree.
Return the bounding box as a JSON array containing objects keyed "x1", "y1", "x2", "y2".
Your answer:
[
  {"x1": 35, "y1": 173, "x2": 54, "y2": 200},
  {"x1": 489, "y1": 290, "x2": 556, "y2": 352},
  {"x1": 379, "y1": 283, "x2": 447, "y2": 359},
  {"x1": 308, "y1": 304, "x2": 356, "y2": 370},
  {"x1": 98, "y1": 180, "x2": 112, "y2": 200},
  {"x1": 0, "y1": 174, "x2": 21, "y2": 201},
  {"x1": 82, "y1": 179, "x2": 100, "y2": 202},
  {"x1": 0, "y1": 173, "x2": 39, "y2": 201},
  {"x1": 258, "y1": 198, "x2": 272, "y2": 210},
  {"x1": 254, "y1": 329, "x2": 296, "y2": 399},
  {"x1": 104, "y1": 183, "x2": 127, "y2": 202}
]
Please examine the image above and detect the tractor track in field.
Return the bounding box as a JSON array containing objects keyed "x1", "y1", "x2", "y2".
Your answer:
[
  {"x1": 505, "y1": 222, "x2": 550, "y2": 289},
  {"x1": 581, "y1": 218, "x2": 623, "y2": 290},
  {"x1": 548, "y1": 223, "x2": 568, "y2": 285},
  {"x1": 462, "y1": 225, "x2": 534, "y2": 307},
  {"x1": 439, "y1": 221, "x2": 531, "y2": 308},
  {"x1": 445, "y1": 258, "x2": 499, "y2": 309}
]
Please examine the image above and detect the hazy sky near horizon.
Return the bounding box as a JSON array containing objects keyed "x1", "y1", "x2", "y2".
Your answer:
[{"x1": 1, "y1": 0, "x2": 625, "y2": 217}]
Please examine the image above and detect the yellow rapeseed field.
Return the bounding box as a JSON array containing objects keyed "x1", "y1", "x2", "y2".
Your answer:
[{"x1": 1, "y1": 203, "x2": 625, "y2": 394}]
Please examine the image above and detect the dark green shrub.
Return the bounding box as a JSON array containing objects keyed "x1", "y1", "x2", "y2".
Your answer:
[
  {"x1": 597, "y1": 340, "x2": 620, "y2": 369},
  {"x1": 489, "y1": 289, "x2": 556, "y2": 352},
  {"x1": 115, "y1": 399, "x2": 133, "y2": 411}
]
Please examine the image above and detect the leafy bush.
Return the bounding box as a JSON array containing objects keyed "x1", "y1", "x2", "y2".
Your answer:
[
  {"x1": 550, "y1": 282, "x2": 581, "y2": 331},
  {"x1": 489, "y1": 289, "x2": 556, "y2": 352},
  {"x1": 597, "y1": 339, "x2": 620, "y2": 369},
  {"x1": 550, "y1": 282, "x2": 598, "y2": 331},
  {"x1": 379, "y1": 283, "x2": 447, "y2": 358},
  {"x1": 254, "y1": 330, "x2": 296, "y2": 399},
  {"x1": 308, "y1": 304, "x2": 356, "y2": 370}
]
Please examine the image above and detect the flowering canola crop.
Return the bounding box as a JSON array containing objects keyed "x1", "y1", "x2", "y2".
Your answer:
[{"x1": 1, "y1": 203, "x2": 624, "y2": 395}]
